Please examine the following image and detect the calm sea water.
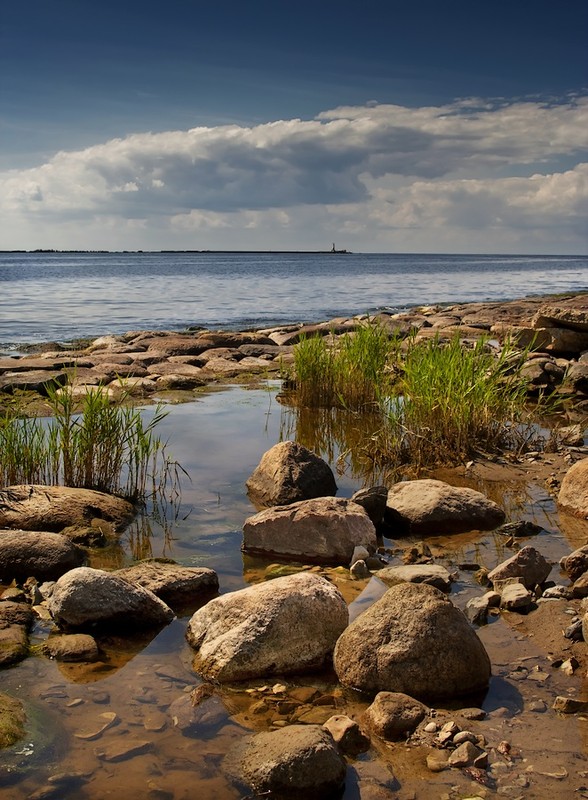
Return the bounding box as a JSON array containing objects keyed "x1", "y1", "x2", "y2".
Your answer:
[{"x1": 0, "y1": 251, "x2": 586, "y2": 345}]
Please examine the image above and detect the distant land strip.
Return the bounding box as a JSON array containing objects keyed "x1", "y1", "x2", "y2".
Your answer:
[{"x1": 0, "y1": 249, "x2": 352, "y2": 255}]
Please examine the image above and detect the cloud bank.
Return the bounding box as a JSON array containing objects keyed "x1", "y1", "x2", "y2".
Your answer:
[{"x1": 1, "y1": 96, "x2": 587, "y2": 252}]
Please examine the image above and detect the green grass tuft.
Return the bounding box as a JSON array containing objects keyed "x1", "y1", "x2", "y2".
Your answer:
[{"x1": 0, "y1": 385, "x2": 177, "y2": 500}]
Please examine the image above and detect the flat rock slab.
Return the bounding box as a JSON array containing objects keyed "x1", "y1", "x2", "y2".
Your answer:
[
  {"x1": 386, "y1": 479, "x2": 505, "y2": 536},
  {"x1": 115, "y1": 562, "x2": 219, "y2": 609},
  {"x1": 0, "y1": 370, "x2": 68, "y2": 394},
  {"x1": 243, "y1": 496, "x2": 377, "y2": 565},
  {"x1": 377, "y1": 564, "x2": 453, "y2": 592},
  {"x1": 0, "y1": 357, "x2": 79, "y2": 373},
  {"x1": 0, "y1": 530, "x2": 86, "y2": 582},
  {"x1": 0, "y1": 485, "x2": 135, "y2": 533}
]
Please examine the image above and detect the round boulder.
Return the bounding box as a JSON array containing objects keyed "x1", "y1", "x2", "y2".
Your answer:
[
  {"x1": 48, "y1": 567, "x2": 175, "y2": 631},
  {"x1": 186, "y1": 572, "x2": 348, "y2": 683},
  {"x1": 333, "y1": 583, "x2": 491, "y2": 701},
  {"x1": 386, "y1": 479, "x2": 505, "y2": 536},
  {"x1": 246, "y1": 441, "x2": 337, "y2": 508},
  {"x1": 226, "y1": 724, "x2": 346, "y2": 799},
  {"x1": 558, "y1": 458, "x2": 588, "y2": 519},
  {"x1": 0, "y1": 530, "x2": 86, "y2": 582},
  {"x1": 362, "y1": 691, "x2": 428, "y2": 740}
]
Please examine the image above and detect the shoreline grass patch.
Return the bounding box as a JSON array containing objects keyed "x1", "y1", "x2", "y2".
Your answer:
[
  {"x1": 0, "y1": 385, "x2": 179, "y2": 500},
  {"x1": 290, "y1": 321, "x2": 399, "y2": 411},
  {"x1": 375, "y1": 335, "x2": 551, "y2": 470},
  {"x1": 287, "y1": 326, "x2": 554, "y2": 474}
]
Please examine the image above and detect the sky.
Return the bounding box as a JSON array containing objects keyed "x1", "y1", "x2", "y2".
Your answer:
[{"x1": 1, "y1": 0, "x2": 587, "y2": 253}]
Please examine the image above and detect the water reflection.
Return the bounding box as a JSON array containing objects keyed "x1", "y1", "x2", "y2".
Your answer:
[{"x1": 2, "y1": 384, "x2": 587, "y2": 799}]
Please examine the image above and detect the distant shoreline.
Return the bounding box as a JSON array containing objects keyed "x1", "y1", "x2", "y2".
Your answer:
[
  {"x1": 1, "y1": 250, "x2": 587, "y2": 257},
  {"x1": 1, "y1": 249, "x2": 354, "y2": 255}
]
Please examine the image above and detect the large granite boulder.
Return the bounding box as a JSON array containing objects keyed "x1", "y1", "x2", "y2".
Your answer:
[
  {"x1": 115, "y1": 561, "x2": 219, "y2": 610},
  {"x1": 558, "y1": 458, "x2": 588, "y2": 519},
  {"x1": 333, "y1": 583, "x2": 491, "y2": 701},
  {"x1": 0, "y1": 485, "x2": 135, "y2": 533},
  {"x1": 226, "y1": 725, "x2": 346, "y2": 799},
  {"x1": 386, "y1": 479, "x2": 505, "y2": 535},
  {"x1": 487, "y1": 546, "x2": 552, "y2": 589},
  {"x1": 186, "y1": 572, "x2": 348, "y2": 683},
  {"x1": 246, "y1": 441, "x2": 337, "y2": 508},
  {"x1": 48, "y1": 567, "x2": 175, "y2": 631},
  {"x1": 242, "y1": 497, "x2": 377, "y2": 565},
  {"x1": 0, "y1": 530, "x2": 86, "y2": 582}
]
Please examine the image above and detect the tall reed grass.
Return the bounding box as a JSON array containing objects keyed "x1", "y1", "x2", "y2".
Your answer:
[
  {"x1": 287, "y1": 326, "x2": 550, "y2": 472},
  {"x1": 291, "y1": 322, "x2": 399, "y2": 410},
  {"x1": 0, "y1": 386, "x2": 176, "y2": 500},
  {"x1": 378, "y1": 335, "x2": 546, "y2": 469}
]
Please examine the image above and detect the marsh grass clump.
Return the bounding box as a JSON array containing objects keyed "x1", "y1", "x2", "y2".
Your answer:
[
  {"x1": 380, "y1": 334, "x2": 548, "y2": 470},
  {"x1": 291, "y1": 322, "x2": 399, "y2": 410},
  {"x1": 287, "y1": 326, "x2": 553, "y2": 475},
  {"x1": 0, "y1": 385, "x2": 176, "y2": 501}
]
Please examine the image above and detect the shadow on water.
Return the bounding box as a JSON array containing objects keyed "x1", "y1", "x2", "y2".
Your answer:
[{"x1": 2, "y1": 383, "x2": 588, "y2": 799}]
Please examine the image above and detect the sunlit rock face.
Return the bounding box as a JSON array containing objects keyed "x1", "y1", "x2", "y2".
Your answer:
[
  {"x1": 245, "y1": 440, "x2": 337, "y2": 508},
  {"x1": 242, "y1": 496, "x2": 376, "y2": 565},
  {"x1": 186, "y1": 572, "x2": 348, "y2": 683},
  {"x1": 334, "y1": 582, "x2": 491, "y2": 701}
]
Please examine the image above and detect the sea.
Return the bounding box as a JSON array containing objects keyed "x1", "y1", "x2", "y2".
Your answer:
[{"x1": 0, "y1": 250, "x2": 586, "y2": 347}]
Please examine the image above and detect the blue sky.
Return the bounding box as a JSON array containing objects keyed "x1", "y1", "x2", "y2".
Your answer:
[{"x1": 1, "y1": 0, "x2": 587, "y2": 252}]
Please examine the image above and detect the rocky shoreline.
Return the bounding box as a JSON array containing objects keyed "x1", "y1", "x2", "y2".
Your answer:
[
  {"x1": 1, "y1": 292, "x2": 587, "y2": 410},
  {"x1": 1, "y1": 291, "x2": 587, "y2": 799}
]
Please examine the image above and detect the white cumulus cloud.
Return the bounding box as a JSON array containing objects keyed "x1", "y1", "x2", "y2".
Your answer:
[{"x1": 0, "y1": 95, "x2": 587, "y2": 252}]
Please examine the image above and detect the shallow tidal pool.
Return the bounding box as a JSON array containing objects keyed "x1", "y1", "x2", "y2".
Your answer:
[{"x1": 1, "y1": 383, "x2": 588, "y2": 800}]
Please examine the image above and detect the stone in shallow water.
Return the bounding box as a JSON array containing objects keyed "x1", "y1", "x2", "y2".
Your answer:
[
  {"x1": 74, "y1": 711, "x2": 119, "y2": 741},
  {"x1": 0, "y1": 691, "x2": 26, "y2": 748},
  {"x1": 362, "y1": 692, "x2": 428, "y2": 741},
  {"x1": 186, "y1": 572, "x2": 348, "y2": 683},
  {"x1": 43, "y1": 633, "x2": 100, "y2": 662},
  {"x1": 95, "y1": 739, "x2": 153, "y2": 762},
  {"x1": 386, "y1": 479, "x2": 505, "y2": 536},
  {"x1": 377, "y1": 564, "x2": 453, "y2": 592},
  {"x1": 334, "y1": 582, "x2": 491, "y2": 701},
  {"x1": 48, "y1": 567, "x2": 174, "y2": 631},
  {"x1": 243, "y1": 496, "x2": 376, "y2": 565},
  {"x1": 225, "y1": 724, "x2": 347, "y2": 799},
  {"x1": 246, "y1": 440, "x2": 337, "y2": 508}
]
